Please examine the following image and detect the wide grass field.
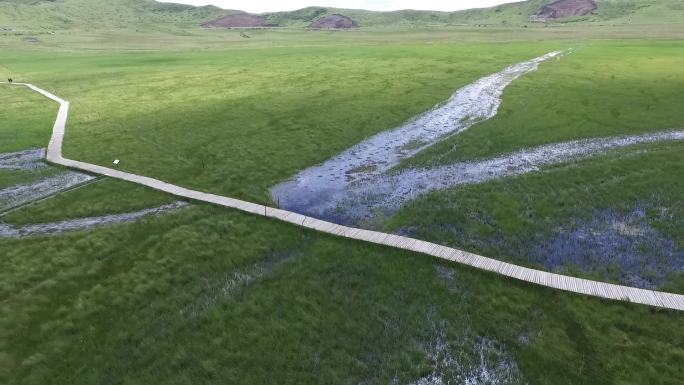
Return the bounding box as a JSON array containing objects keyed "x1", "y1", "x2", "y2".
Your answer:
[
  {"x1": 3, "y1": 205, "x2": 684, "y2": 384},
  {"x1": 2, "y1": 40, "x2": 559, "y2": 203},
  {"x1": 1, "y1": 27, "x2": 684, "y2": 384}
]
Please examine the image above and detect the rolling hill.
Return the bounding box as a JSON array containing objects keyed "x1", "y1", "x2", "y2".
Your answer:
[
  {"x1": 1, "y1": 0, "x2": 683, "y2": 32},
  {"x1": 0, "y1": 0, "x2": 226, "y2": 30}
]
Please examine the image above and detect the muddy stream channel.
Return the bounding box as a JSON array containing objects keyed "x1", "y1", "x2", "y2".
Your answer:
[
  {"x1": 272, "y1": 51, "x2": 684, "y2": 224},
  {"x1": 0, "y1": 148, "x2": 187, "y2": 238}
]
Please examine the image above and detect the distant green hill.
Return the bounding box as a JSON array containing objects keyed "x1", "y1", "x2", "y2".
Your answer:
[
  {"x1": 0, "y1": 0, "x2": 226, "y2": 31},
  {"x1": 277, "y1": 1, "x2": 684, "y2": 27},
  {"x1": 1, "y1": 0, "x2": 683, "y2": 32}
]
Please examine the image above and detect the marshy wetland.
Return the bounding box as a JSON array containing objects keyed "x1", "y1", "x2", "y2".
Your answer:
[{"x1": 1, "y1": 1, "x2": 684, "y2": 382}]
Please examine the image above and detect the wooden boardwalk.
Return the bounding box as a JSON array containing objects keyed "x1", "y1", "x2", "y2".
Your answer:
[{"x1": 6, "y1": 81, "x2": 684, "y2": 311}]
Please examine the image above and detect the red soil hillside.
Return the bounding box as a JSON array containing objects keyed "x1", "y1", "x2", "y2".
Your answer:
[
  {"x1": 201, "y1": 13, "x2": 278, "y2": 28},
  {"x1": 310, "y1": 14, "x2": 358, "y2": 29},
  {"x1": 536, "y1": 0, "x2": 597, "y2": 19}
]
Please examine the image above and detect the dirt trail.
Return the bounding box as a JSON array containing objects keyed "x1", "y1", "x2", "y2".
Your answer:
[
  {"x1": 303, "y1": 130, "x2": 684, "y2": 223},
  {"x1": 0, "y1": 201, "x2": 188, "y2": 238},
  {"x1": 271, "y1": 51, "x2": 564, "y2": 215}
]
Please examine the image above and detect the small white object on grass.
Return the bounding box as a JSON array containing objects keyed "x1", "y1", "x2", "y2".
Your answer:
[{"x1": 113, "y1": 159, "x2": 120, "y2": 165}]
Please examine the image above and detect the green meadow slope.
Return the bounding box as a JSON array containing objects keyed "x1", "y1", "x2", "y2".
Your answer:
[
  {"x1": 2, "y1": 0, "x2": 684, "y2": 32},
  {"x1": 0, "y1": 0, "x2": 225, "y2": 30}
]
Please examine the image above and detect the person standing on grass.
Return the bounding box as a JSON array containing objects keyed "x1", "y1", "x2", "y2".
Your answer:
[{"x1": 7, "y1": 78, "x2": 11, "y2": 84}]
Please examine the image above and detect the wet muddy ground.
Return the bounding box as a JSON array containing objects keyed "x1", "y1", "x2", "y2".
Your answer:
[
  {"x1": 410, "y1": 306, "x2": 523, "y2": 385},
  {"x1": 530, "y1": 204, "x2": 683, "y2": 289},
  {"x1": 272, "y1": 51, "x2": 564, "y2": 217},
  {"x1": 0, "y1": 148, "x2": 100, "y2": 213},
  {"x1": 285, "y1": 130, "x2": 684, "y2": 224},
  {"x1": 0, "y1": 148, "x2": 189, "y2": 238},
  {"x1": 337, "y1": 130, "x2": 684, "y2": 223},
  {"x1": 0, "y1": 201, "x2": 189, "y2": 238},
  {"x1": 0, "y1": 171, "x2": 96, "y2": 212},
  {"x1": 401, "y1": 201, "x2": 682, "y2": 290},
  {"x1": 270, "y1": 51, "x2": 682, "y2": 289},
  {"x1": 179, "y1": 248, "x2": 301, "y2": 319},
  {"x1": 0, "y1": 148, "x2": 47, "y2": 170},
  {"x1": 0, "y1": 148, "x2": 96, "y2": 212}
]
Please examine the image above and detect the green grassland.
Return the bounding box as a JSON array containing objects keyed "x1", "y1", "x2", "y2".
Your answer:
[
  {"x1": 0, "y1": 167, "x2": 62, "y2": 191},
  {"x1": 0, "y1": 86, "x2": 173, "y2": 221},
  {"x1": 1, "y1": 41, "x2": 558, "y2": 204},
  {"x1": 2, "y1": 204, "x2": 683, "y2": 385},
  {"x1": 2, "y1": 27, "x2": 682, "y2": 53},
  {"x1": 0, "y1": 85, "x2": 62, "y2": 190},
  {"x1": 3, "y1": 37, "x2": 681, "y2": 208},
  {"x1": 0, "y1": 84, "x2": 56, "y2": 152},
  {"x1": 404, "y1": 41, "x2": 684, "y2": 167},
  {"x1": 0, "y1": 0, "x2": 225, "y2": 31},
  {"x1": 2, "y1": 178, "x2": 176, "y2": 225},
  {"x1": 1, "y1": 4, "x2": 684, "y2": 384}
]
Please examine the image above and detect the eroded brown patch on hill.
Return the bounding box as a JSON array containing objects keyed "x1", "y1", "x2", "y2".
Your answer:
[
  {"x1": 202, "y1": 13, "x2": 278, "y2": 28},
  {"x1": 310, "y1": 14, "x2": 358, "y2": 29},
  {"x1": 536, "y1": 0, "x2": 597, "y2": 20}
]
